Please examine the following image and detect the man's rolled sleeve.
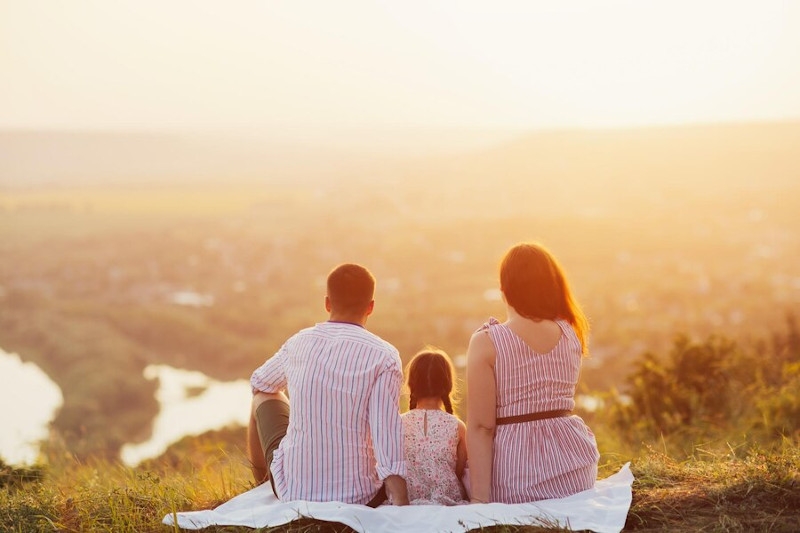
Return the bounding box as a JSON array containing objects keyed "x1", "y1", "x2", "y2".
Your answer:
[
  {"x1": 250, "y1": 340, "x2": 289, "y2": 394},
  {"x1": 368, "y1": 355, "x2": 407, "y2": 480}
]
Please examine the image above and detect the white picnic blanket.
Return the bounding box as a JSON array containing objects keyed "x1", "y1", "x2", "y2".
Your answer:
[{"x1": 164, "y1": 463, "x2": 633, "y2": 533}]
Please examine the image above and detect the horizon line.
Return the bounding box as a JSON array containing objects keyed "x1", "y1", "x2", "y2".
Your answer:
[{"x1": 2, "y1": 117, "x2": 800, "y2": 139}]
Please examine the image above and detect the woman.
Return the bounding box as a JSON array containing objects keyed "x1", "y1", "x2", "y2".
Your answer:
[{"x1": 466, "y1": 243, "x2": 599, "y2": 503}]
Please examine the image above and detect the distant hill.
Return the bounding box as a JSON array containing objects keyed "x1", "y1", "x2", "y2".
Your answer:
[
  {"x1": 369, "y1": 121, "x2": 800, "y2": 218},
  {"x1": 469, "y1": 121, "x2": 800, "y2": 184},
  {"x1": 1, "y1": 131, "x2": 221, "y2": 186},
  {"x1": 0, "y1": 130, "x2": 407, "y2": 187},
  {"x1": 2, "y1": 123, "x2": 800, "y2": 200},
  {"x1": 0, "y1": 128, "x2": 513, "y2": 187}
]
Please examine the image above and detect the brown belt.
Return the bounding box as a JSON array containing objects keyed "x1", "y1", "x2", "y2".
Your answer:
[{"x1": 496, "y1": 409, "x2": 572, "y2": 425}]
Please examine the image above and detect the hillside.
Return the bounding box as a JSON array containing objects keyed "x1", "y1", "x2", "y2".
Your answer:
[{"x1": 2, "y1": 431, "x2": 798, "y2": 532}]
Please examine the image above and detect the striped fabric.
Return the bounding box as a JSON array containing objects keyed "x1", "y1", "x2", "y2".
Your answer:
[
  {"x1": 482, "y1": 317, "x2": 600, "y2": 503},
  {"x1": 250, "y1": 321, "x2": 407, "y2": 504}
]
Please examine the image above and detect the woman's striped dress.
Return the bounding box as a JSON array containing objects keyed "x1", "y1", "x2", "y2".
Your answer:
[{"x1": 481, "y1": 317, "x2": 599, "y2": 503}]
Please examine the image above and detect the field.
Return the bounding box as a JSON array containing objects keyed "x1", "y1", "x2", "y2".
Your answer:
[
  {"x1": 2, "y1": 122, "x2": 800, "y2": 530},
  {"x1": 3, "y1": 429, "x2": 799, "y2": 532}
]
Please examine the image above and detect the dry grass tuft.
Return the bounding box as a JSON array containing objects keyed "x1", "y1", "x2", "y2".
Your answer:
[{"x1": 627, "y1": 443, "x2": 800, "y2": 532}]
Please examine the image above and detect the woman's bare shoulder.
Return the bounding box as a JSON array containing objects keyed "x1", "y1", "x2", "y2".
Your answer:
[
  {"x1": 467, "y1": 327, "x2": 496, "y2": 368},
  {"x1": 468, "y1": 328, "x2": 493, "y2": 348}
]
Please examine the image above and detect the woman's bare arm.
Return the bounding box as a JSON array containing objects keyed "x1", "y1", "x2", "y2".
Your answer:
[{"x1": 466, "y1": 330, "x2": 497, "y2": 503}]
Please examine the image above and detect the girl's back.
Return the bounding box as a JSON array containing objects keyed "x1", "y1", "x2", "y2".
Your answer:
[{"x1": 402, "y1": 409, "x2": 465, "y2": 505}]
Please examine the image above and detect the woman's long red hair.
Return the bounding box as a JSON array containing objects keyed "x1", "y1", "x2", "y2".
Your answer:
[{"x1": 500, "y1": 243, "x2": 590, "y2": 355}]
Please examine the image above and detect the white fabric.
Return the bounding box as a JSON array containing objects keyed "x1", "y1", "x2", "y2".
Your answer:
[{"x1": 163, "y1": 463, "x2": 633, "y2": 533}]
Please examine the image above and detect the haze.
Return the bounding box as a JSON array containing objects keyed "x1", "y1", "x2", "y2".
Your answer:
[{"x1": 2, "y1": 0, "x2": 800, "y2": 149}]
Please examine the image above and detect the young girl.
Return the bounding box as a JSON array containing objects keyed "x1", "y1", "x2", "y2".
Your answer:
[{"x1": 402, "y1": 348, "x2": 468, "y2": 505}]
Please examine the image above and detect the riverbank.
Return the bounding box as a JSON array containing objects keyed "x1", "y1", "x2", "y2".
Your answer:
[
  {"x1": 0, "y1": 348, "x2": 63, "y2": 465},
  {"x1": 2, "y1": 430, "x2": 798, "y2": 532}
]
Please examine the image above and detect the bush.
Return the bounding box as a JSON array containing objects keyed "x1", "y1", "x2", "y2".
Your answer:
[{"x1": 611, "y1": 313, "x2": 800, "y2": 447}]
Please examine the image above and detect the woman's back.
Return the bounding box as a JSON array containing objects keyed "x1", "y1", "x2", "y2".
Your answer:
[
  {"x1": 490, "y1": 317, "x2": 580, "y2": 417},
  {"x1": 482, "y1": 317, "x2": 599, "y2": 503}
]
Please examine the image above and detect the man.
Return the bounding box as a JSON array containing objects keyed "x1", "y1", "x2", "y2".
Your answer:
[{"x1": 247, "y1": 263, "x2": 409, "y2": 506}]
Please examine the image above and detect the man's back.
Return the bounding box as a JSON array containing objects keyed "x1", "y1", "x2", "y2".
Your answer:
[{"x1": 250, "y1": 321, "x2": 405, "y2": 504}]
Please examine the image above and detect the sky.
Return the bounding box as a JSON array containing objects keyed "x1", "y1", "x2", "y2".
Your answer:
[{"x1": 2, "y1": 0, "x2": 800, "y2": 138}]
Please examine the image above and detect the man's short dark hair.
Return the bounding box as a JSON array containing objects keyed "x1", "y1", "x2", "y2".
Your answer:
[{"x1": 327, "y1": 264, "x2": 375, "y2": 315}]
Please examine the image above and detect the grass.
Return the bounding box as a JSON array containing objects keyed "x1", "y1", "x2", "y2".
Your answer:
[
  {"x1": 2, "y1": 434, "x2": 799, "y2": 532},
  {"x1": 0, "y1": 430, "x2": 251, "y2": 533},
  {"x1": 626, "y1": 442, "x2": 800, "y2": 532}
]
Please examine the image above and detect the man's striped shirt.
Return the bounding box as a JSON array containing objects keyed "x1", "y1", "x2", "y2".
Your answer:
[{"x1": 251, "y1": 321, "x2": 406, "y2": 504}]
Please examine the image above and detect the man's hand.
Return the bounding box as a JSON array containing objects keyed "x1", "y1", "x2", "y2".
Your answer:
[{"x1": 384, "y1": 475, "x2": 409, "y2": 506}]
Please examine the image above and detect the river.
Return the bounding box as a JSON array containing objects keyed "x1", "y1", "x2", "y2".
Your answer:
[
  {"x1": 120, "y1": 364, "x2": 252, "y2": 467},
  {"x1": 2, "y1": 352, "x2": 613, "y2": 468},
  {"x1": 0, "y1": 348, "x2": 64, "y2": 465}
]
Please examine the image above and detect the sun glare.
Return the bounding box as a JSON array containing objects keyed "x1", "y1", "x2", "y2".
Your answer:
[{"x1": 0, "y1": 1, "x2": 798, "y2": 133}]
